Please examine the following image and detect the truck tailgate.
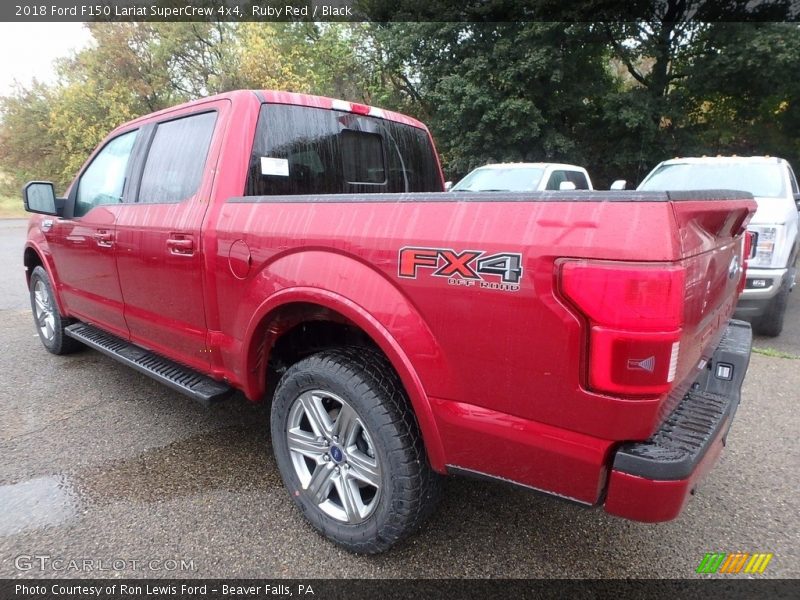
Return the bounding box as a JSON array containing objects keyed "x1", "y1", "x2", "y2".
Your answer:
[{"x1": 666, "y1": 191, "x2": 756, "y2": 419}]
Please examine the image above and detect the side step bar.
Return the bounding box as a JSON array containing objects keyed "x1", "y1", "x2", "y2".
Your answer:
[{"x1": 65, "y1": 322, "x2": 233, "y2": 406}]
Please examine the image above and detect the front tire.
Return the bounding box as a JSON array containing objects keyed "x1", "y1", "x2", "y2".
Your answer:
[
  {"x1": 270, "y1": 347, "x2": 441, "y2": 554},
  {"x1": 755, "y1": 277, "x2": 790, "y2": 337},
  {"x1": 29, "y1": 266, "x2": 82, "y2": 355}
]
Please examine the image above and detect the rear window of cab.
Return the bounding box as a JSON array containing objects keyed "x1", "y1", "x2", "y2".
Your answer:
[{"x1": 245, "y1": 103, "x2": 442, "y2": 196}]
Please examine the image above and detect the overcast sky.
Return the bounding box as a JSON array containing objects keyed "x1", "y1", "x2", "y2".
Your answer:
[{"x1": 0, "y1": 23, "x2": 92, "y2": 96}]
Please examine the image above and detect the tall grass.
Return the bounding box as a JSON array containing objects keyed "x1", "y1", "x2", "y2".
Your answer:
[
  {"x1": 0, "y1": 170, "x2": 26, "y2": 218},
  {"x1": 0, "y1": 195, "x2": 26, "y2": 218}
]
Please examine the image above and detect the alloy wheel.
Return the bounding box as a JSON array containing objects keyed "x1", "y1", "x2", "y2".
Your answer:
[{"x1": 286, "y1": 390, "x2": 381, "y2": 523}]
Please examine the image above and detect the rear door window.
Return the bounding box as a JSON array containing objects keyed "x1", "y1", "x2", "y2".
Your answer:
[
  {"x1": 565, "y1": 170, "x2": 590, "y2": 190},
  {"x1": 138, "y1": 111, "x2": 217, "y2": 204},
  {"x1": 545, "y1": 170, "x2": 567, "y2": 190},
  {"x1": 245, "y1": 103, "x2": 441, "y2": 196}
]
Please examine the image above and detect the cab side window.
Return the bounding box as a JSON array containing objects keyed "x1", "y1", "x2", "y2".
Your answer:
[
  {"x1": 138, "y1": 111, "x2": 217, "y2": 204},
  {"x1": 75, "y1": 130, "x2": 138, "y2": 217},
  {"x1": 788, "y1": 165, "x2": 799, "y2": 195},
  {"x1": 545, "y1": 170, "x2": 567, "y2": 190},
  {"x1": 565, "y1": 170, "x2": 590, "y2": 190}
]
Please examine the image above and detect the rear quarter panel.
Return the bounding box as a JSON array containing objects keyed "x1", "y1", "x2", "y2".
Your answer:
[{"x1": 211, "y1": 195, "x2": 687, "y2": 443}]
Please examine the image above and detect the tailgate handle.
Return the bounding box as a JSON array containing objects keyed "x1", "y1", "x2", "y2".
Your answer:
[{"x1": 167, "y1": 236, "x2": 194, "y2": 256}]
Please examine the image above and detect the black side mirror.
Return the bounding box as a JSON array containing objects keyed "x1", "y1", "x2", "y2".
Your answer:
[{"x1": 23, "y1": 181, "x2": 59, "y2": 216}]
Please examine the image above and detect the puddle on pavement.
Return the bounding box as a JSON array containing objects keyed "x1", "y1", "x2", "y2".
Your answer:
[
  {"x1": 0, "y1": 425, "x2": 279, "y2": 536},
  {"x1": 0, "y1": 475, "x2": 79, "y2": 536},
  {"x1": 69, "y1": 424, "x2": 280, "y2": 506}
]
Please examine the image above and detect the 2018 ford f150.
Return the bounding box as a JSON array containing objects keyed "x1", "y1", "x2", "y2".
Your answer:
[{"x1": 23, "y1": 90, "x2": 756, "y2": 553}]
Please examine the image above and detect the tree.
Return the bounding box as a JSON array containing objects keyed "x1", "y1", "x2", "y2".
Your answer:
[
  {"x1": 601, "y1": 2, "x2": 800, "y2": 184},
  {"x1": 682, "y1": 22, "x2": 800, "y2": 165},
  {"x1": 0, "y1": 23, "x2": 383, "y2": 193},
  {"x1": 369, "y1": 22, "x2": 616, "y2": 179},
  {"x1": 0, "y1": 83, "x2": 60, "y2": 194},
  {"x1": 4, "y1": 17, "x2": 799, "y2": 195},
  {"x1": 42, "y1": 23, "x2": 193, "y2": 183}
]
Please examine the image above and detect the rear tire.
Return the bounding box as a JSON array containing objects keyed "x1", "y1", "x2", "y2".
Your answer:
[
  {"x1": 29, "y1": 266, "x2": 83, "y2": 355},
  {"x1": 270, "y1": 346, "x2": 442, "y2": 554},
  {"x1": 755, "y1": 278, "x2": 790, "y2": 337}
]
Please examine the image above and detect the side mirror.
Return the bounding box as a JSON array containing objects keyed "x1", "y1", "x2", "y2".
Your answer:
[
  {"x1": 444, "y1": 181, "x2": 453, "y2": 191},
  {"x1": 559, "y1": 181, "x2": 577, "y2": 191},
  {"x1": 794, "y1": 192, "x2": 800, "y2": 212},
  {"x1": 610, "y1": 180, "x2": 627, "y2": 191},
  {"x1": 23, "y1": 181, "x2": 59, "y2": 215}
]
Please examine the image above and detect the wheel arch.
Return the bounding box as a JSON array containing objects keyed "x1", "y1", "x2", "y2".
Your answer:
[
  {"x1": 23, "y1": 241, "x2": 68, "y2": 315},
  {"x1": 240, "y1": 286, "x2": 448, "y2": 472}
]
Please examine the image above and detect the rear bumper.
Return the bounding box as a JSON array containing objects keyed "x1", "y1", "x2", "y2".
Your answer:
[{"x1": 604, "y1": 319, "x2": 752, "y2": 522}]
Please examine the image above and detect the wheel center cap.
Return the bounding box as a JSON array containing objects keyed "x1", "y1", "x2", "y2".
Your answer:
[{"x1": 329, "y1": 446, "x2": 345, "y2": 463}]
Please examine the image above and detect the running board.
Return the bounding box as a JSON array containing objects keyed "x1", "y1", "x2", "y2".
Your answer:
[{"x1": 65, "y1": 322, "x2": 233, "y2": 406}]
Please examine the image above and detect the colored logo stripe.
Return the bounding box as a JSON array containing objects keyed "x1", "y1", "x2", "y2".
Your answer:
[
  {"x1": 720, "y1": 553, "x2": 748, "y2": 573},
  {"x1": 697, "y1": 552, "x2": 773, "y2": 574},
  {"x1": 744, "y1": 553, "x2": 773, "y2": 574},
  {"x1": 697, "y1": 553, "x2": 726, "y2": 573}
]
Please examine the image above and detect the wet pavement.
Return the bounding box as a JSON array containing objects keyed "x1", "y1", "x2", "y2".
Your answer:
[
  {"x1": 0, "y1": 219, "x2": 798, "y2": 578},
  {"x1": 0, "y1": 220, "x2": 29, "y2": 311}
]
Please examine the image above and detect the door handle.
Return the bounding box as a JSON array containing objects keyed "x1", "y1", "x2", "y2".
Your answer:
[
  {"x1": 94, "y1": 230, "x2": 114, "y2": 248},
  {"x1": 167, "y1": 237, "x2": 194, "y2": 256}
]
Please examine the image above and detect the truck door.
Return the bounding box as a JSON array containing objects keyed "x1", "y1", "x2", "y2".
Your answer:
[
  {"x1": 114, "y1": 102, "x2": 227, "y2": 371},
  {"x1": 46, "y1": 128, "x2": 139, "y2": 338}
]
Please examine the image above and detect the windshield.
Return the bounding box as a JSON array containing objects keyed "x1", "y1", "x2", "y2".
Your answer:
[
  {"x1": 452, "y1": 166, "x2": 545, "y2": 192},
  {"x1": 639, "y1": 163, "x2": 785, "y2": 198}
]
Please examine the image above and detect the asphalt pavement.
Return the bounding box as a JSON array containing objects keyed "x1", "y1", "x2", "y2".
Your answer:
[{"x1": 0, "y1": 218, "x2": 798, "y2": 578}]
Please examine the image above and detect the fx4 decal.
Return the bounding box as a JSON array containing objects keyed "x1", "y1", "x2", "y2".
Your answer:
[{"x1": 398, "y1": 247, "x2": 523, "y2": 291}]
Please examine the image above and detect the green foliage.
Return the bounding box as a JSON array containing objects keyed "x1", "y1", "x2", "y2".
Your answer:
[
  {"x1": 371, "y1": 23, "x2": 617, "y2": 179},
  {"x1": 0, "y1": 83, "x2": 63, "y2": 193},
  {"x1": 596, "y1": 19, "x2": 800, "y2": 185},
  {"x1": 0, "y1": 23, "x2": 383, "y2": 194},
  {"x1": 1, "y1": 20, "x2": 799, "y2": 194},
  {"x1": 0, "y1": 195, "x2": 26, "y2": 218},
  {"x1": 234, "y1": 23, "x2": 377, "y2": 100},
  {"x1": 682, "y1": 23, "x2": 800, "y2": 162}
]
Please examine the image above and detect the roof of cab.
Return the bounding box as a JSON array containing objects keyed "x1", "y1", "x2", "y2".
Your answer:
[
  {"x1": 659, "y1": 156, "x2": 786, "y2": 165},
  {"x1": 474, "y1": 162, "x2": 588, "y2": 171},
  {"x1": 112, "y1": 89, "x2": 428, "y2": 135}
]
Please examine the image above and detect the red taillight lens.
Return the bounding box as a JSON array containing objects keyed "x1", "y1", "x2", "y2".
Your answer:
[
  {"x1": 744, "y1": 231, "x2": 754, "y2": 261},
  {"x1": 560, "y1": 260, "x2": 685, "y2": 397},
  {"x1": 738, "y1": 232, "x2": 755, "y2": 296}
]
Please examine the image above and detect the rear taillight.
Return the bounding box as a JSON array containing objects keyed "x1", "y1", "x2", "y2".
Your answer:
[
  {"x1": 560, "y1": 260, "x2": 685, "y2": 397},
  {"x1": 744, "y1": 231, "x2": 755, "y2": 261},
  {"x1": 739, "y1": 232, "x2": 755, "y2": 296}
]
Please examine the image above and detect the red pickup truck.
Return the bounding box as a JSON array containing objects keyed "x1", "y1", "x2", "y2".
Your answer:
[{"x1": 23, "y1": 90, "x2": 756, "y2": 553}]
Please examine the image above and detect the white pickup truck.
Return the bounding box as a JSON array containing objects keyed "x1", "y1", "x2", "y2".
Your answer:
[
  {"x1": 448, "y1": 162, "x2": 593, "y2": 192},
  {"x1": 631, "y1": 156, "x2": 799, "y2": 336}
]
